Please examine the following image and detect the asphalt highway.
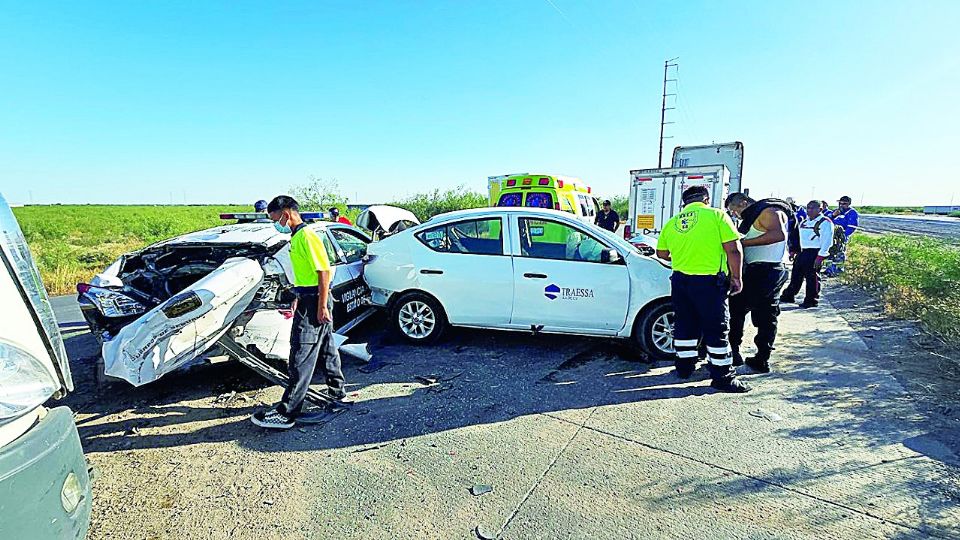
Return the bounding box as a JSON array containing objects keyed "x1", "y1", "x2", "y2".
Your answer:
[{"x1": 859, "y1": 213, "x2": 960, "y2": 242}]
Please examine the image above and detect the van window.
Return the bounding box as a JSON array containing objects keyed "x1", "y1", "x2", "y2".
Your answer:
[
  {"x1": 416, "y1": 218, "x2": 503, "y2": 255},
  {"x1": 524, "y1": 192, "x2": 554, "y2": 209},
  {"x1": 518, "y1": 218, "x2": 607, "y2": 263},
  {"x1": 497, "y1": 193, "x2": 522, "y2": 207}
]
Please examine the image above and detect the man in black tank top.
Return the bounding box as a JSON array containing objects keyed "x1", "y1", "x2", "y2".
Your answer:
[{"x1": 724, "y1": 193, "x2": 791, "y2": 373}]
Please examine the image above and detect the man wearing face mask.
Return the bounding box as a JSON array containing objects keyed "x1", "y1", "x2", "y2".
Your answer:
[{"x1": 250, "y1": 195, "x2": 346, "y2": 429}]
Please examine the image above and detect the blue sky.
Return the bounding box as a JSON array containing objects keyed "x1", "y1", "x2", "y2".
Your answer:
[{"x1": 1, "y1": 1, "x2": 957, "y2": 206}]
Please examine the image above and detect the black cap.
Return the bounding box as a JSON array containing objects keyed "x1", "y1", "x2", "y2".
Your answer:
[
  {"x1": 838, "y1": 196, "x2": 852, "y2": 203},
  {"x1": 603, "y1": 200, "x2": 611, "y2": 205}
]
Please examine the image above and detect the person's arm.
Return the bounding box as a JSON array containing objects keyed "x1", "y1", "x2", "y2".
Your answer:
[
  {"x1": 317, "y1": 270, "x2": 332, "y2": 323},
  {"x1": 848, "y1": 209, "x2": 859, "y2": 235},
  {"x1": 722, "y1": 240, "x2": 743, "y2": 295},
  {"x1": 304, "y1": 229, "x2": 334, "y2": 322},
  {"x1": 717, "y1": 212, "x2": 743, "y2": 294},
  {"x1": 741, "y1": 208, "x2": 787, "y2": 247},
  {"x1": 655, "y1": 227, "x2": 671, "y2": 261},
  {"x1": 817, "y1": 220, "x2": 832, "y2": 257}
]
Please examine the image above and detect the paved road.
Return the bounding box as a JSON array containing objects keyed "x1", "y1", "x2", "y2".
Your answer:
[
  {"x1": 51, "y1": 294, "x2": 960, "y2": 539},
  {"x1": 860, "y1": 214, "x2": 960, "y2": 242}
]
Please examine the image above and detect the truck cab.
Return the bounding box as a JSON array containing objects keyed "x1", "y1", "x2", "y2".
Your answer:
[{"x1": 0, "y1": 194, "x2": 93, "y2": 539}]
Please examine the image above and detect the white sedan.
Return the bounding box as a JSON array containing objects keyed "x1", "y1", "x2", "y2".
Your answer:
[{"x1": 363, "y1": 207, "x2": 676, "y2": 360}]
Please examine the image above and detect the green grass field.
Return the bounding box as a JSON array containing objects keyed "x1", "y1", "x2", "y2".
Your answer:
[
  {"x1": 857, "y1": 205, "x2": 924, "y2": 215},
  {"x1": 13, "y1": 205, "x2": 247, "y2": 295},
  {"x1": 843, "y1": 234, "x2": 960, "y2": 345}
]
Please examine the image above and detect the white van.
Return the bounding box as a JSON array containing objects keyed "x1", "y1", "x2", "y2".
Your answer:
[{"x1": 0, "y1": 194, "x2": 93, "y2": 539}]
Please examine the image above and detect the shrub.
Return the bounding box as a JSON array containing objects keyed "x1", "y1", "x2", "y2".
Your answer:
[
  {"x1": 843, "y1": 234, "x2": 960, "y2": 344},
  {"x1": 391, "y1": 186, "x2": 488, "y2": 222}
]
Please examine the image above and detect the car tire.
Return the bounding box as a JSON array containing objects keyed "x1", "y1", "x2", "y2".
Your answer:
[
  {"x1": 634, "y1": 302, "x2": 675, "y2": 362},
  {"x1": 391, "y1": 292, "x2": 447, "y2": 345}
]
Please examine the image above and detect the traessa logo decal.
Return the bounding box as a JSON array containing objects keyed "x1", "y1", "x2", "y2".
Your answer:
[{"x1": 544, "y1": 284, "x2": 594, "y2": 301}]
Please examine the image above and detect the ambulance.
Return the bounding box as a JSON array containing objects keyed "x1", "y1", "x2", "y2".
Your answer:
[{"x1": 489, "y1": 173, "x2": 600, "y2": 226}]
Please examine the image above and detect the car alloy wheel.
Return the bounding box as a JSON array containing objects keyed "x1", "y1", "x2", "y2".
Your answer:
[
  {"x1": 634, "y1": 302, "x2": 676, "y2": 361},
  {"x1": 650, "y1": 311, "x2": 675, "y2": 355},
  {"x1": 398, "y1": 300, "x2": 436, "y2": 339}
]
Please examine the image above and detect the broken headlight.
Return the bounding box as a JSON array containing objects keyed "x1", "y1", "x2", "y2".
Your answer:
[{"x1": 77, "y1": 284, "x2": 147, "y2": 318}]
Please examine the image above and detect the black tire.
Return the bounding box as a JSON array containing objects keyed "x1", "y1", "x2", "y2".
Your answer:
[
  {"x1": 390, "y1": 292, "x2": 447, "y2": 345},
  {"x1": 633, "y1": 302, "x2": 675, "y2": 362}
]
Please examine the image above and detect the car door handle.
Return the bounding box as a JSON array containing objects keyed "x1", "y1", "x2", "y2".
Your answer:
[
  {"x1": 420, "y1": 269, "x2": 444, "y2": 275},
  {"x1": 523, "y1": 273, "x2": 548, "y2": 279}
]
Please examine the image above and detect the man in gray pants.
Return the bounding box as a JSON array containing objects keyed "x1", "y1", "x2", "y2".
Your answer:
[{"x1": 251, "y1": 195, "x2": 346, "y2": 430}]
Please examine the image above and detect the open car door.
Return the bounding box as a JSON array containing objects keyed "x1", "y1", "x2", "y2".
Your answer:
[{"x1": 102, "y1": 257, "x2": 264, "y2": 386}]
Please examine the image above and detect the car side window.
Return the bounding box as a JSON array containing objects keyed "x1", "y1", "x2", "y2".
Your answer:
[
  {"x1": 329, "y1": 228, "x2": 368, "y2": 264},
  {"x1": 416, "y1": 218, "x2": 503, "y2": 255},
  {"x1": 518, "y1": 218, "x2": 607, "y2": 263}
]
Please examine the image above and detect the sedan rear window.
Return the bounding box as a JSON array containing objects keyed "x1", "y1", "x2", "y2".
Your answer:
[{"x1": 416, "y1": 218, "x2": 503, "y2": 255}]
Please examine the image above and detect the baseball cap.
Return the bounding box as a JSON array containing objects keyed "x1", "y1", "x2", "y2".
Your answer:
[
  {"x1": 838, "y1": 196, "x2": 852, "y2": 203},
  {"x1": 603, "y1": 199, "x2": 611, "y2": 205},
  {"x1": 254, "y1": 199, "x2": 268, "y2": 212}
]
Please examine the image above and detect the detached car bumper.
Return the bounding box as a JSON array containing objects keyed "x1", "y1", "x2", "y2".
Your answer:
[{"x1": 0, "y1": 406, "x2": 93, "y2": 540}]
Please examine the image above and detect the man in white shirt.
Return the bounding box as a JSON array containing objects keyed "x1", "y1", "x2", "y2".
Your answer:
[{"x1": 780, "y1": 200, "x2": 834, "y2": 308}]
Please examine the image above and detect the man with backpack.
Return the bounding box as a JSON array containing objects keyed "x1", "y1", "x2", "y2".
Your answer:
[
  {"x1": 724, "y1": 193, "x2": 791, "y2": 373},
  {"x1": 780, "y1": 200, "x2": 835, "y2": 308}
]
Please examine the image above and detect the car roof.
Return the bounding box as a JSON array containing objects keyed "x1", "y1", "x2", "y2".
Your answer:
[
  {"x1": 425, "y1": 206, "x2": 582, "y2": 223},
  {"x1": 146, "y1": 219, "x2": 352, "y2": 249}
]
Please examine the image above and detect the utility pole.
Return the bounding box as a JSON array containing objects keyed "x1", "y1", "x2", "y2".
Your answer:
[{"x1": 658, "y1": 57, "x2": 679, "y2": 168}]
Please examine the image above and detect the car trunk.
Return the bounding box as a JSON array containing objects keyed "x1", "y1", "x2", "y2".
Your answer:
[{"x1": 102, "y1": 257, "x2": 266, "y2": 386}]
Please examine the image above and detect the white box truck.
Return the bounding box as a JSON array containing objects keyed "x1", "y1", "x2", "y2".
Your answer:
[
  {"x1": 672, "y1": 142, "x2": 744, "y2": 193},
  {"x1": 624, "y1": 165, "x2": 730, "y2": 254}
]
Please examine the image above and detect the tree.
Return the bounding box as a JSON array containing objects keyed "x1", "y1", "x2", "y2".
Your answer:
[{"x1": 288, "y1": 177, "x2": 350, "y2": 213}]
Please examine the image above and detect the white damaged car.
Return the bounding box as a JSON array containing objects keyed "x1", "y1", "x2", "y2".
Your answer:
[
  {"x1": 78, "y1": 213, "x2": 378, "y2": 386},
  {"x1": 363, "y1": 207, "x2": 676, "y2": 360}
]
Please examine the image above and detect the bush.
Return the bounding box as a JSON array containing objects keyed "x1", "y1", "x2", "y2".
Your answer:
[
  {"x1": 950, "y1": 211, "x2": 960, "y2": 218},
  {"x1": 289, "y1": 177, "x2": 351, "y2": 215},
  {"x1": 843, "y1": 234, "x2": 960, "y2": 344},
  {"x1": 390, "y1": 186, "x2": 488, "y2": 222}
]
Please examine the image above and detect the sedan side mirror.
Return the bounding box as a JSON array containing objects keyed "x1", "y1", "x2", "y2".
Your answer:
[{"x1": 601, "y1": 249, "x2": 621, "y2": 264}]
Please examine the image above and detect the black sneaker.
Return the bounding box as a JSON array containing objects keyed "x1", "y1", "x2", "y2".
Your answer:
[
  {"x1": 675, "y1": 361, "x2": 696, "y2": 379},
  {"x1": 326, "y1": 387, "x2": 347, "y2": 401},
  {"x1": 732, "y1": 352, "x2": 744, "y2": 367},
  {"x1": 250, "y1": 407, "x2": 295, "y2": 430},
  {"x1": 711, "y1": 377, "x2": 751, "y2": 393},
  {"x1": 745, "y1": 356, "x2": 770, "y2": 373},
  {"x1": 799, "y1": 301, "x2": 818, "y2": 309},
  {"x1": 779, "y1": 296, "x2": 796, "y2": 304}
]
